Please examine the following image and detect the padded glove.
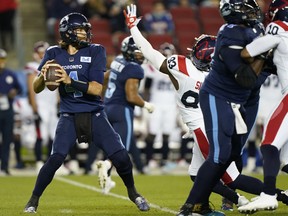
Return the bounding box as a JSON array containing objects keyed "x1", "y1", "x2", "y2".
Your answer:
[
  {"x1": 123, "y1": 4, "x2": 141, "y2": 29},
  {"x1": 144, "y1": 101, "x2": 154, "y2": 113}
]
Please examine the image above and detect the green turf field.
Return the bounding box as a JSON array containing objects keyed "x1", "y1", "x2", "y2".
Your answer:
[{"x1": 0, "y1": 173, "x2": 287, "y2": 215}]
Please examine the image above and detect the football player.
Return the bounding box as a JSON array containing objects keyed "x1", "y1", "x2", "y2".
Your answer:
[
  {"x1": 239, "y1": 0, "x2": 288, "y2": 213},
  {"x1": 96, "y1": 36, "x2": 154, "y2": 194},
  {"x1": 26, "y1": 41, "x2": 63, "y2": 173},
  {"x1": 122, "y1": 2, "x2": 281, "y2": 216},
  {"x1": 23, "y1": 12, "x2": 150, "y2": 213},
  {"x1": 177, "y1": 0, "x2": 266, "y2": 214},
  {"x1": 142, "y1": 42, "x2": 178, "y2": 171},
  {"x1": 124, "y1": 4, "x2": 228, "y2": 216}
]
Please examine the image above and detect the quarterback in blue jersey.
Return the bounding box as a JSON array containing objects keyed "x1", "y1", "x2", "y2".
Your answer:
[
  {"x1": 178, "y1": 0, "x2": 266, "y2": 215},
  {"x1": 24, "y1": 12, "x2": 149, "y2": 213},
  {"x1": 96, "y1": 36, "x2": 154, "y2": 194}
]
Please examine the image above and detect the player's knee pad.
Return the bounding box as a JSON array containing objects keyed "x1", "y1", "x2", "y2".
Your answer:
[
  {"x1": 47, "y1": 153, "x2": 65, "y2": 170},
  {"x1": 109, "y1": 149, "x2": 132, "y2": 175}
]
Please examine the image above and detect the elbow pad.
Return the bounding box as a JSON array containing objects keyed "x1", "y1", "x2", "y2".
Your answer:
[{"x1": 234, "y1": 64, "x2": 257, "y2": 89}]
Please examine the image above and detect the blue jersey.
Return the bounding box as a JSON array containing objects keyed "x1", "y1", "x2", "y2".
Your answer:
[
  {"x1": 39, "y1": 44, "x2": 106, "y2": 113},
  {"x1": 0, "y1": 68, "x2": 22, "y2": 107},
  {"x1": 202, "y1": 24, "x2": 263, "y2": 104},
  {"x1": 104, "y1": 55, "x2": 144, "y2": 110}
]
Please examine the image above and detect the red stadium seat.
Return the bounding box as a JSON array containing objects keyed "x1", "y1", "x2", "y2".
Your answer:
[
  {"x1": 91, "y1": 33, "x2": 116, "y2": 55},
  {"x1": 174, "y1": 19, "x2": 200, "y2": 35},
  {"x1": 137, "y1": 0, "x2": 154, "y2": 15},
  {"x1": 198, "y1": 6, "x2": 224, "y2": 36},
  {"x1": 176, "y1": 32, "x2": 200, "y2": 55},
  {"x1": 170, "y1": 6, "x2": 197, "y2": 21},
  {"x1": 89, "y1": 18, "x2": 111, "y2": 34},
  {"x1": 113, "y1": 32, "x2": 130, "y2": 54},
  {"x1": 53, "y1": 19, "x2": 61, "y2": 42},
  {"x1": 146, "y1": 34, "x2": 174, "y2": 50},
  {"x1": 198, "y1": 6, "x2": 223, "y2": 22},
  {"x1": 139, "y1": 4, "x2": 154, "y2": 16},
  {"x1": 202, "y1": 20, "x2": 224, "y2": 36}
]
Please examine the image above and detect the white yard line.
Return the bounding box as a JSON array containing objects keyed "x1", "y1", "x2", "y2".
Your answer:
[{"x1": 55, "y1": 176, "x2": 178, "y2": 215}]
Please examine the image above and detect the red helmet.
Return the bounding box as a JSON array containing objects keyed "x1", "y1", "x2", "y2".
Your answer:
[
  {"x1": 188, "y1": 34, "x2": 216, "y2": 72},
  {"x1": 267, "y1": 0, "x2": 288, "y2": 22}
]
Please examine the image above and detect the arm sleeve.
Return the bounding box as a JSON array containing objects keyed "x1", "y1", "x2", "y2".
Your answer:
[
  {"x1": 130, "y1": 27, "x2": 166, "y2": 70},
  {"x1": 220, "y1": 46, "x2": 246, "y2": 74},
  {"x1": 246, "y1": 34, "x2": 279, "y2": 57}
]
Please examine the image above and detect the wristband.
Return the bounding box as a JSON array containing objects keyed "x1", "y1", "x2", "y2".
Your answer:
[{"x1": 70, "y1": 79, "x2": 89, "y2": 93}]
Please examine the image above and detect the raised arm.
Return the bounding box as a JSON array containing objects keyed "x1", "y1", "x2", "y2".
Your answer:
[{"x1": 123, "y1": 4, "x2": 169, "y2": 74}]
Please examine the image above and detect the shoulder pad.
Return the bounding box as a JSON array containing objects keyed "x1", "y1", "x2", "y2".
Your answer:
[
  {"x1": 220, "y1": 25, "x2": 259, "y2": 46},
  {"x1": 266, "y1": 21, "x2": 288, "y2": 34}
]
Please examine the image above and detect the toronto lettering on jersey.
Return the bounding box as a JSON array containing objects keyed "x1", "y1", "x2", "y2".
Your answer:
[{"x1": 62, "y1": 65, "x2": 83, "y2": 70}]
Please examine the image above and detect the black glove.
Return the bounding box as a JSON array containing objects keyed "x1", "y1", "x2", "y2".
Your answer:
[
  {"x1": 34, "y1": 112, "x2": 41, "y2": 128},
  {"x1": 252, "y1": 20, "x2": 265, "y2": 36},
  {"x1": 263, "y1": 50, "x2": 277, "y2": 75}
]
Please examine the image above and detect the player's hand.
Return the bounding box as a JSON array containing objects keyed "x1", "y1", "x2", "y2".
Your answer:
[
  {"x1": 123, "y1": 4, "x2": 141, "y2": 29},
  {"x1": 33, "y1": 112, "x2": 41, "y2": 127},
  {"x1": 252, "y1": 20, "x2": 265, "y2": 36},
  {"x1": 182, "y1": 122, "x2": 194, "y2": 139},
  {"x1": 54, "y1": 66, "x2": 71, "y2": 84},
  {"x1": 144, "y1": 101, "x2": 154, "y2": 113},
  {"x1": 182, "y1": 130, "x2": 193, "y2": 139}
]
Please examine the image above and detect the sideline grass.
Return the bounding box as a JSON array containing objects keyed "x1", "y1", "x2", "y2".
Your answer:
[{"x1": 0, "y1": 173, "x2": 287, "y2": 215}]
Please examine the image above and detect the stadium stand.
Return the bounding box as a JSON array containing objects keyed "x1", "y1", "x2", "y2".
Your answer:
[
  {"x1": 89, "y1": 18, "x2": 111, "y2": 34},
  {"x1": 147, "y1": 33, "x2": 174, "y2": 50}
]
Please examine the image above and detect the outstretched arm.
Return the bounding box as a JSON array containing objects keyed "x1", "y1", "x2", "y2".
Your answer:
[{"x1": 124, "y1": 4, "x2": 168, "y2": 74}]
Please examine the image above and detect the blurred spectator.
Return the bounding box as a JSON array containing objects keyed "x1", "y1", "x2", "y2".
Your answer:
[
  {"x1": 82, "y1": 0, "x2": 109, "y2": 19},
  {"x1": 25, "y1": 41, "x2": 70, "y2": 175},
  {"x1": 142, "y1": 43, "x2": 178, "y2": 171},
  {"x1": 12, "y1": 68, "x2": 35, "y2": 169},
  {"x1": 168, "y1": 0, "x2": 195, "y2": 8},
  {"x1": 44, "y1": 0, "x2": 84, "y2": 42},
  {"x1": 0, "y1": 48, "x2": 22, "y2": 175},
  {"x1": 107, "y1": 0, "x2": 137, "y2": 33},
  {"x1": 142, "y1": 1, "x2": 174, "y2": 34},
  {"x1": 0, "y1": 0, "x2": 18, "y2": 51}
]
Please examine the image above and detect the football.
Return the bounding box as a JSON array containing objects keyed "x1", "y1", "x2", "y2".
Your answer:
[{"x1": 45, "y1": 61, "x2": 60, "y2": 91}]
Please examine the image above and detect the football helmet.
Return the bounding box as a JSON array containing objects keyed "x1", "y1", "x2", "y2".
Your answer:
[
  {"x1": 121, "y1": 36, "x2": 144, "y2": 64},
  {"x1": 0, "y1": 49, "x2": 7, "y2": 59},
  {"x1": 33, "y1": 41, "x2": 49, "y2": 62},
  {"x1": 189, "y1": 34, "x2": 216, "y2": 72},
  {"x1": 220, "y1": 0, "x2": 262, "y2": 26},
  {"x1": 268, "y1": 0, "x2": 288, "y2": 22},
  {"x1": 33, "y1": 41, "x2": 49, "y2": 53},
  {"x1": 159, "y1": 42, "x2": 176, "y2": 57},
  {"x1": 59, "y1": 12, "x2": 92, "y2": 47}
]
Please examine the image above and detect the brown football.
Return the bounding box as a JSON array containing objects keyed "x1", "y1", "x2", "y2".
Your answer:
[{"x1": 45, "y1": 62, "x2": 60, "y2": 91}]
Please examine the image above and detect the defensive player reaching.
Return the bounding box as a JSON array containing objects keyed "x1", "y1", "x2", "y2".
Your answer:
[
  {"x1": 124, "y1": 3, "x2": 288, "y2": 215},
  {"x1": 124, "y1": 4, "x2": 230, "y2": 216},
  {"x1": 142, "y1": 42, "x2": 178, "y2": 171},
  {"x1": 23, "y1": 12, "x2": 149, "y2": 213},
  {"x1": 238, "y1": 0, "x2": 288, "y2": 213},
  {"x1": 123, "y1": 3, "x2": 288, "y2": 215}
]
